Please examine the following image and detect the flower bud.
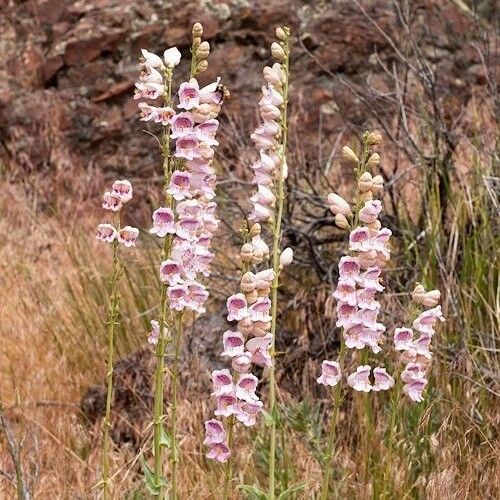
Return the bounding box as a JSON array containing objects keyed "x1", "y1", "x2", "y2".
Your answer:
[
  {"x1": 327, "y1": 192, "x2": 352, "y2": 216},
  {"x1": 258, "y1": 286, "x2": 271, "y2": 297},
  {"x1": 249, "y1": 223, "x2": 261, "y2": 237},
  {"x1": 192, "y1": 22, "x2": 203, "y2": 38},
  {"x1": 342, "y1": 146, "x2": 359, "y2": 164},
  {"x1": 251, "y1": 248, "x2": 264, "y2": 264},
  {"x1": 334, "y1": 213, "x2": 350, "y2": 230},
  {"x1": 263, "y1": 66, "x2": 283, "y2": 87},
  {"x1": 238, "y1": 317, "x2": 254, "y2": 335},
  {"x1": 279, "y1": 247, "x2": 293, "y2": 268},
  {"x1": 245, "y1": 289, "x2": 259, "y2": 304},
  {"x1": 240, "y1": 272, "x2": 256, "y2": 293},
  {"x1": 411, "y1": 284, "x2": 426, "y2": 304},
  {"x1": 366, "y1": 153, "x2": 380, "y2": 169},
  {"x1": 422, "y1": 290, "x2": 441, "y2": 307},
  {"x1": 192, "y1": 36, "x2": 201, "y2": 49},
  {"x1": 197, "y1": 41, "x2": 210, "y2": 60},
  {"x1": 359, "y1": 190, "x2": 373, "y2": 203},
  {"x1": 367, "y1": 219, "x2": 381, "y2": 231},
  {"x1": 366, "y1": 131, "x2": 383, "y2": 145},
  {"x1": 371, "y1": 175, "x2": 384, "y2": 193},
  {"x1": 271, "y1": 42, "x2": 286, "y2": 61},
  {"x1": 195, "y1": 60, "x2": 208, "y2": 74},
  {"x1": 240, "y1": 243, "x2": 254, "y2": 263},
  {"x1": 358, "y1": 171, "x2": 373, "y2": 192},
  {"x1": 275, "y1": 27, "x2": 287, "y2": 41},
  {"x1": 232, "y1": 354, "x2": 251, "y2": 373}
]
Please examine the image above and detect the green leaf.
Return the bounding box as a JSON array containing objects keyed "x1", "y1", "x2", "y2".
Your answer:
[
  {"x1": 237, "y1": 484, "x2": 267, "y2": 500},
  {"x1": 139, "y1": 455, "x2": 166, "y2": 496},
  {"x1": 159, "y1": 427, "x2": 171, "y2": 448},
  {"x1": 277, "y1": 481, "x2": 308, "y2": 499}
]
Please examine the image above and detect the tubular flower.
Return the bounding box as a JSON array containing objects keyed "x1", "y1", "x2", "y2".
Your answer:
[{"x1": 395, "y1": 284, "x2": 444, "y2": 402}]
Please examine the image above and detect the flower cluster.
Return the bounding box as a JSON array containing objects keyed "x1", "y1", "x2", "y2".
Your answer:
[
  {"x1": 97, "y1": 179, "x2": 139, "y2": 246},
  {"x1": 317, "y1": 137, "x2": 395, "y2": 393},
  {"x1": 248, "y1": 63, "x2": 286, "y2": 223},
  {"x1": 394, "y1": 284, "x2": 444, "y2": 402},
  {"x1": 134, "y1": 46, "x2": 223, "y2": 344}
]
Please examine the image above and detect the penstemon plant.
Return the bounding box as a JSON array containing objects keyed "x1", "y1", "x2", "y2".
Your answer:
[
  {"x1": 135, "y1": 23, "x2": 225, "y2": 499},
  {"x1": 203, "y1": 26, "x2": 292, "y2": 500},
  {"x1": 317, "y1": 133, "x2": 444, "y2": 498},
  {"x1": 97, "y1": 179, "x2": 138, "y2": 499}
]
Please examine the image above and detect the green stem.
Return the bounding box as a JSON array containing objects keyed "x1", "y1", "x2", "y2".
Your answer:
[
  {"x1": 152, "y1": 66, "x2": 174, "y2": 500},
  {"x1": 170, "y1": 312, "x2": 183, "y2": 499},
  {"x1": 223, "y1": 416, "x2": 235, "y2": 500},
  {"x1": 102, "y1": 213, "x2": 121, "y2": 500},
  {"x1": 320, "y1": 339, "x2": 345, "y2": 500},
  {"x1": 268, "y1": 30, "x2": 291, "y2": 500}
]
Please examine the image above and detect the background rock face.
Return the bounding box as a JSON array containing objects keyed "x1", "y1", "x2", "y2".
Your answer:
[{"x1": 1, "y1": 0, "x2": 493, "y2": 184}]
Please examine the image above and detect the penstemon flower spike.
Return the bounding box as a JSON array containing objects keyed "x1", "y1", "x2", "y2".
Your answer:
[
  {"x1": 98, "y1": 179, "x2": 138, "y2": 500},
  {"x1": 202, "y1": 27, "x2": 291, "y2": 500},
  {"x1": 137, "y1": 22, "x2": 223, "y2": 499}
]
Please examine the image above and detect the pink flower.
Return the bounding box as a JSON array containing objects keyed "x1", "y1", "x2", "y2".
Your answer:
[
  {"x1": 148, "y1": 320, "x2": 160, "y2": 345},
  {"x1": 246, "y1": 335, "x2": 272, "y2": 367},
  {"x1": 140, "y1": 49, "x2": 163, "y2": 68},
  {"x1": 412, "y1": 333, "x2": 432, "y2": 359},
  {"x1": 231, "y1": 353, "x2": 252, "y2": 373},
  {"x1": 349, "y1": 227, "x2": 371, "y2": 252},
  {"x1": 249, "y1": 202, "x2": 273, "y2": 222},
  {"x1": 150, "y1": 207, "x2": 176, "y2": 237},
  {"x1": 170, "y1": 112, "x2": 194, "y2": 138},
  {"x1": 111, "y1": 180, "x2": 133, "y2": 203},
  {"x1": 138, "y1": 102, "x2": 159, "y2": 122},
  {"x1": 174, "y1": 134, "x2": 201, "y2": 161},
  {"x1": 356, "y1": 267, "x2": 384, "y2": 291},
  {"x1": 159, "y1": 259, "x2": 183, "y2": 285},
  {"x1": 134, "y1": 81, "x2": 164, "y2": 100},
  {"x1": 259, "y1": 84, "x2": 284, "y2": 106},
  {"x1": 248, "y1": 297, "x2": 272, "y2": 322},
  {"x1": 194, "y1": 119, "x2": 219, "y2": 145},
  {"x1": 154, "y1": 107, "x2": 175, "y2": 125},
  {"x1": 356, "y1": 287, "x2": 380, "y2": 310},
  {"x1": 199, "y1": 78, "x2": 222, "y2": 105},
  {"x1": 235, "y1": 400, "x2": 263, "y2": 427},
  {"x1": 203, "y1": 419, "x2": 226, "y2": 445},
  {"x1": 251, "y1": 185, "x2": 276, "y2": 207},
  {"x1": 167, "y1": 170, "x2": 192, "y2": 201},
  {"x1": 178, "y1": 79, "x2": 200, "y2": 110},
  {"x1": 235, "y1": 374, "x2": 259, "y2": 402},
  {"x1": 117, "y1": 226, "x2": 139, "y2": 247},
  {"x1": 214, "y1": 393, "x2": 237, "y2": 418},
  {"x1": 175, "y1": 216, "x2": 200, "y2": 240},
  {"x1": 317, "y1": 360, "x2": 342, "y2": 387},
  {"x1": 163, "y1": 47, "x2": 181, "y2": 67},
  {"x1": 211, "y1": 369, "x2": 234, "y2": 396},
  {"x1": 412, "y1": 306, "x2": 445, "y2": 335},
  {"x1": 347, "y1": 365, "x2": 372, "y2": 392},
  {"x1": 206, "y1": 442, "x2": 231, "y2": 462},
  {"x1": 335, "y1": 302, "x2": 357, "y2": 327},
  {"x1": 338, "y1": 256, "x2": 360, "y2": 279},
  {"x1": 359, "y1": 200, "x2": 382, "y2": 224},
  {"x1": 332, "y1": 279, "x2": 357, "y2": 307},
  {"x1": 102, "y1": 191, "x2": 122, "y2": 212},
  {"x1": 185, "y1": 281, "x2": 209, "y2": 313},
  {"x1": 221, "y1": 331, "x2": 245, "y2": 358},
  {"x1": 260, "y1": 104, "x2": 281, "y2": 121},
  {"x1": 394, "y1": 327, "x2": 414, "y2": 351},
  {"x1": 167, "y1": 284, "x2": 188, "y2": 311},
  {"x1": 402, "y1": 377, "x2": 428, "y2": 402},
  {"x1": 372, "y1": 367, "x2": 395, "y2": 391},
  {"x1": 401, "y1": 362, "x2": 426, "y2": 383},
  {"x1": 226, "y1": 293, "x2": 248, "y2": 322},
  {"x1": 96, "y1": 223, "x2": 117, "y2": 243}
]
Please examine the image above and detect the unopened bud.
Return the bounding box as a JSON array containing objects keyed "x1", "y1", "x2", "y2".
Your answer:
[
  {"x1": 249, "y1": 223, "x2": 261, "y2": 237},
  {"x1": 359, "y1": 190, "x2": 373, "y2": 203},
  {"x1": 275, "y1": 27, "x2": 287, "y2": 41},
  {"x1": 366, "y1": 131, "x2": 383, "y2": 145},
  {"x1": 245, "y1": 289, "x2": 259, "y2": 304},
  {"x1": 251, "y1": 248, "x2": 264, "y2": 264},
  {"x1": 258, "y1": 286, "x2": 271, "y2": 297},
  {"x1": 334, "y1": 213, "x2": 350, "y2": 230},
  {"x1": 192, "y1": 22, "x2": 203, "y2": 38},
  {"x1": 279, "y1": 247, "x2": 293, "y2": 268},
  {"x1": 371, "y1": 175, "x2": 384, "y2": 193},
  {"x1": 197, "y1": 41, "x2": 210, "y2": 60},
  {"x1": 422, "y1": 290, "x2": 441, "y2": 307},
  {"x1": 240, "y1": 243, "x2": 254, "y2": 263},
  {"x1": 195, "y1": 59, "x2": 208, "y2": 74},
  {"x1": 327, "y1": 192, "x2": 352, "y2": 216},
  {"x1": 192, "y1": 36, "x2": 202, "y2": 49},
  {"x1": 411, "y1": 284, "x2": 426, "y2": 304},
  {"x1": 367, "y1": 220, "x2": 381, "y2": 231},
  {"x1": 342, "y1": 146, "x2": 359, "y2": 164},
  {"x1": 223, "y1": 87, "x2": 231, "y2": 100},
  {"x1": 358, "y1": 171, "x2": 373, "y2": 192},
  {"x1": 271, "y1": 42, "x2": 286, "y2": 61},
  {"x1": 366, "y1": 153, "x2": 380, "y2": 169},
  {"x1": 238, "y1": 317, "x2": 254, "y2": 335},
  {"x1": 240, "y1": 272, "x2": 256, "y2": 293}
]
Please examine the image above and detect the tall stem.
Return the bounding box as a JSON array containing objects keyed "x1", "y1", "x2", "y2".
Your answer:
[
  {"x1": 268, "y1": 30, "x2": 291, "y2": 499},
  {"x1": 320, "y1": 339, "x2": 345, "y2": 500},
  {"x1": 102, "y1": 212, "x2": 121, "y2": 500},
  {"x1": 223, "y1": 416, "x2": 235, "y2": 500},
  {"x1": 152, "y1": 67, "x2": 174, "y2": 500}
]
